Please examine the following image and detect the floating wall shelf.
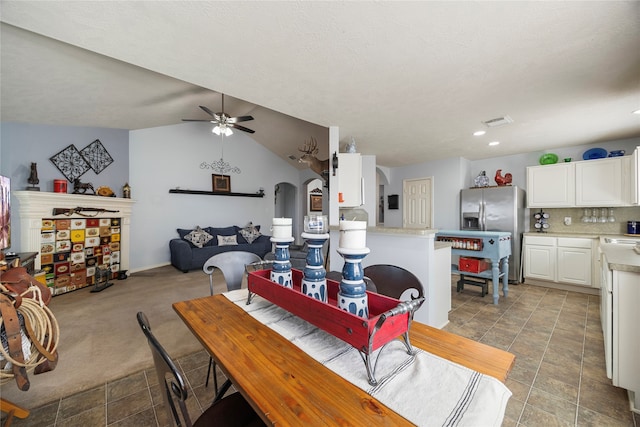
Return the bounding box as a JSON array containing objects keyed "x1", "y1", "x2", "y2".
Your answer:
[{"x1": 169, "y1": 189, "x2": 264, "y2": 198}]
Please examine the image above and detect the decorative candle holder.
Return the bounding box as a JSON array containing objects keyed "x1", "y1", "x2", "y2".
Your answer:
[
  {"x1": 304, "y1": 215, "x2": 327, "y2": 234},
  {"x1": 337, "y1": 247, "x2": 371, "y2": 318},
  {"x1": 339, "y1": 220, "x2": 367, "y2": 249},
  {"x1": 271, "y1": 217, "x2": 293, "y2": 239},
  {"x1": 270, "y1": 237, "x2": 295, "y2": 288},
  {"x1": 301, "y1": 232, "x2": 330, "y2": 303}
]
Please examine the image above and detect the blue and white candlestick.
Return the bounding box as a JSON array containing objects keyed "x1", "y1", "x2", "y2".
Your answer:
[
  {"x1": 301, "y1": 232, "x2": 330, "y2": 303},
  {"x1": 270, "y1": 236, "x2": 295, "y2": 288},
  {"x1": 337, "y1": 247, "x2": 371, "y2": 318}
]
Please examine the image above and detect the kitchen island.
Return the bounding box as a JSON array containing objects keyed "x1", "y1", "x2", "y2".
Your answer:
[{"x1": 329, "y1": 227, "x2": 451, "y2": 328}]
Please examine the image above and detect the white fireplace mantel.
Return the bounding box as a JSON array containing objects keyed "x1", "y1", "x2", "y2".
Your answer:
[{"x1": 13, "y1": 191, "x2": 135, "y2": 271}]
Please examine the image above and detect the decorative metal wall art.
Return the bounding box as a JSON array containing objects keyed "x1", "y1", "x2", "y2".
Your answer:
[
  {"x1": 200, "y1": 158, "x2": 241, "y2": 174},
  {"x1": 80, "y1": 139, "x2": 113, "y2": 174},
  {"x1": 50, "y1": 145, "x2": 91, "y2": 182},
  {"x1": 49, "y1": 139, "x2": 114, "y2": 182}
]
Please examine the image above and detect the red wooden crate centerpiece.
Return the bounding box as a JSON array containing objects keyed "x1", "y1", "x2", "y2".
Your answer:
[{"x1": 247, "y1": 269, "x2": 411, "y2": 355}]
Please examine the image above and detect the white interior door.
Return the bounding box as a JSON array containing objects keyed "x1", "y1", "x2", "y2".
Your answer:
[{"x1": 403, "y1": 177, "x2": 433, "y2": 229}]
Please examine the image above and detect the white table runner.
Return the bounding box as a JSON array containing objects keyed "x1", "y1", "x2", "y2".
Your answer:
[{"x1": 225, "y1": 289, "x2": 511, "y2": 426}]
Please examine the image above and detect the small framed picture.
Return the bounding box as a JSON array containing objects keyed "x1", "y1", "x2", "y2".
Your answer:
[
  {"x1": 310, "y1": 194, "x2": 323, "y2": 212},
  {"x1": 212, "y1": 174, "x2": 231, "y2": 193},
  {"x1": 388, "y1": 194, "x2": 399, "y2": 210}
]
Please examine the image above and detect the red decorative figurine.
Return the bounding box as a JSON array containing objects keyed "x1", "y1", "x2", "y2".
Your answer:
[{"x1": 494, "y1": 169, "x2": 512, "y2": 186}]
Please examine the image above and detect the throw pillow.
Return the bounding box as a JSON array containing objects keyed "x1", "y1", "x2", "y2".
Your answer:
[
  {"x1": 239, "y1": 222, "x2": 262, "y2": 244},
  {"x1": 183, "y1": 226, "x2": 213, "y2": 248},
  {"x1": 209, "y1": 226, "x2": 239, "y2": 245},
  {"x1": 217, "y1": 235, "x2": 238, "y2": 246}
]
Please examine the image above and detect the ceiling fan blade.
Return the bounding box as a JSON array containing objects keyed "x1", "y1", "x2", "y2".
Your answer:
[
  {"x1": 199, "y1": 105, "x2": 217, "y2": 117},
  {"x1": 231, "y1": 124, "x2": 255, "y2": 134},
  {"x1": 228, "y1": 115, "x2": 254, "y2": 124},
  {"x1": 182, "y1": 119, "x2": 215, "y2": 122}
]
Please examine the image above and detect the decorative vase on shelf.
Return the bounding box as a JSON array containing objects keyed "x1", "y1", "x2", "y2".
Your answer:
[{"x1": 474, "y1": 171, "x2": 490, "y2": 188}]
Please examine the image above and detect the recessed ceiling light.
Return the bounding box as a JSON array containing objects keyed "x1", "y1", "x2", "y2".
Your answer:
[
  {"x1": 473, "y1": 130, "x2": 486, "y2": 136},
  {"x1": 633, "y1": 109, "x2": 640, "y2": 115},
  {"x1": 488, "y1": 141, "x2": 500, "y2": 146}
]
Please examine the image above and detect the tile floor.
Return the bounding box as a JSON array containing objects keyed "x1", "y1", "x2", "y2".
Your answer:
[{"x1": 4, "y1": 281, "x2": 639, "y2": 426}]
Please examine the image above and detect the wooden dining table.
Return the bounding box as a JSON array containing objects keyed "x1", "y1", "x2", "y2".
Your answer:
[{"x1": 173, "y1": 293, "x2": 515, "y2": 426}]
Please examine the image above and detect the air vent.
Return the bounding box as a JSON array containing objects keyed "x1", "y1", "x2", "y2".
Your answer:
[
  {"x1": 288, "y1": 155, "x2": 297, "y2": 160},
  {"x1": 482, "y1": 116, "x2": 513, "y2": 128}
]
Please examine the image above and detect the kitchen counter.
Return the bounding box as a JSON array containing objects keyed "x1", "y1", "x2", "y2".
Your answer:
[
  {"x1": 330, "y1": 225, "x2": 438, "y2": 237},
  {"x1": 599, "y1": 236, "x2": 640, "y2": 273},
  {"x1": 524, "y1": 232, "x2": 600, "y2": 239},
  {"x1": 525, "y1": 232, "x2": 640, "y2": 272}
]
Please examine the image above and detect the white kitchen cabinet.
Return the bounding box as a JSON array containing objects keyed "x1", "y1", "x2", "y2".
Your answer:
[
  {"x1": 556, "y1": 238, "x2": 592, "y2": 286},
  {"x1": 524, "y1": 235, "x2": 556, "y2": 281},
  {"x1": 575, "y1": 157, "x2": 628, "y2": 206},
  {"x1": 632, "y1": 146, "x2": 639, "y2": 205},
  {"x1": 337, "y1": 153, "x2": 362, "y2": 207},
  {"x1": 612, "y1": 269, "x2": 640, "y2": 411},
  {"x1": 524, "y1": 235, "x2": 595, "y2": 287},
  {"x1": 526, "y1": 163, "x2": 575, "y2": 208}
]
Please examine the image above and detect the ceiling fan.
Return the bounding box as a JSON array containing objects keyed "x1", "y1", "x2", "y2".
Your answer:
[{"x1": 182, "y1": 94, "x2": 255, "y2": 135}]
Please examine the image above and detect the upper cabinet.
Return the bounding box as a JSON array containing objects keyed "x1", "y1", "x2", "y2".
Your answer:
[
  {"x1": 575, "y1": 157, "x2": 630, "y2": 206},
  {"x1": 527, "y1": 162, "x2": 575, "y2": 207},
  {"x1": 337, "y1": 153, "x2": 363, "y2": 207},
  {"x1": 632, "y1": 146, "x2": 640, "y2": 205},
  {"x1": 527, "y1": 156, "x2": 633, "y2": 208}
]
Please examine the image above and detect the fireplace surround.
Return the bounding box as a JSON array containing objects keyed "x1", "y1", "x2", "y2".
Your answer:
[{"x1": 12, "y1": 191, "x2": 134, "y2": 277}]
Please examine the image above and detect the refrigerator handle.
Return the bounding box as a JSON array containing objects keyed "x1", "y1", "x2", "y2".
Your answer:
[{"x1": 480, "y1": 202, "x2": 485, "y2": 230}]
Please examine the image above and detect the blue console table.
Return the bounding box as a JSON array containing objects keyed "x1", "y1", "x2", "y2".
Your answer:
[{"x1": 436, "y1": 230, "x2": 512, "y2": 304}]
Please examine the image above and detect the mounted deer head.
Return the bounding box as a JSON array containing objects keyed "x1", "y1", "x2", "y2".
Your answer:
[{"x1": 298, "y1": 137, "x2": 329, "y2": 178}]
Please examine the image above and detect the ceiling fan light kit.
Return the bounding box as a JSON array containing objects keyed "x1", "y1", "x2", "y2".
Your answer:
[
  {"x1": 182, "y1": 94, "x2": 255, "y2": 134},
  {"x1": 212, "y1": 125, "x2": 233, "y2": 136}
]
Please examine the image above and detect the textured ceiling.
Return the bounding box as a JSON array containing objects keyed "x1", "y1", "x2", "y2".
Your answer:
[{"x1": 1, "y1": 1, "x2": 639, "y2": 168}]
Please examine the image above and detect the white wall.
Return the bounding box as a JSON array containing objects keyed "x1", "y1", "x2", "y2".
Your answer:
[
  {"x1": 382, "y1": 157, "x2": 466, "y2": 230},
  {"x1": 129, "y1": 122, "x2": 301, "y2": 271}
]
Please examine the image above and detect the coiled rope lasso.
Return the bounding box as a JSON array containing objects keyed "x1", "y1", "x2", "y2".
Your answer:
[{"x1": 0, "y1": 283, "x2": 60, "y2": 384}]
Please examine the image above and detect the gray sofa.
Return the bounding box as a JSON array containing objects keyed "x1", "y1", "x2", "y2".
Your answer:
[{"x1": 170, "y1": 225, "x2": 272, "y2": 273}]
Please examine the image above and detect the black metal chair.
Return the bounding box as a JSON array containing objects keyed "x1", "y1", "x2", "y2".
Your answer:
[
  {"x1": 362, "y1": 264, "x2": 424, "y2": 300},
  {"x1": 136, "y1": 312, "x2": 264, "y2": 427},
  {"x1": 202, "y1": 252, "x2": 262, "y2": 392}
]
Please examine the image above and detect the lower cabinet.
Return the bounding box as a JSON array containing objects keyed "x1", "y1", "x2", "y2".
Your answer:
[
  {"x1": 524, "y1": 235, "x2": 596, "y2": 287},
  {"x1": 613, "y1": 270, "x2": 640, "y2": 410},
  {"x1": 524, "y1": 236, "x2": 556, "y2": 281}
]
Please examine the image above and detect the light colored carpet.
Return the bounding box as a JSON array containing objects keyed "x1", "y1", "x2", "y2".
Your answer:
[{"x1": 1, "y1": 265, "x2": 227, "y2": 409}]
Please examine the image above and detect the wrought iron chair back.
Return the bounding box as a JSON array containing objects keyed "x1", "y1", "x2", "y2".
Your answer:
[
  {"x1": 136, "y1": 312, "x2": 263, "y2": 427},
  {"x1": 201, "y1": 252, "x2": 262, "y2": 392},
  {"x1": 363, "y1": 264, "x2": 424, "y2": 301}
]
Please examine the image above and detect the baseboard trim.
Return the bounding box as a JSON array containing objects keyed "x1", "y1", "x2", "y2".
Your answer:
[
  {"x1": 129, "y1": 262, "x2": 171, "y2": 274},
  {"x1": 522, "y1": 278, "x2": 599, "y2": 295}
]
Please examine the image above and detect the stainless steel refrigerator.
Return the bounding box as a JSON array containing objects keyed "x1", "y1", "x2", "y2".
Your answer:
[{"x1": 460, "y1": 186, "x2": 526, "y2": 283}]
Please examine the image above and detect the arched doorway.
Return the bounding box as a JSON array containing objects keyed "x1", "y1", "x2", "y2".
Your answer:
[{"x1": 274, "y1": 181, "x2": 299, "y2": 240}]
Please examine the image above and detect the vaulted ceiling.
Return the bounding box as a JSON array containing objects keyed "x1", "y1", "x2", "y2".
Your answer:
[{"x1": 1, "y1": 2, "x2": 639, "y2": 168}]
